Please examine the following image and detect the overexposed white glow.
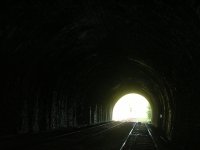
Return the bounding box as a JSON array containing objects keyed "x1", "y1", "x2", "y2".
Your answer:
[{"x1": 112, "y1": 93, "x2": 150, "y2": 121}]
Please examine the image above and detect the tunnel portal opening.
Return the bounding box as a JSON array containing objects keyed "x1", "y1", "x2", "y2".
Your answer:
[{"x1": 112, "y1": 93, "x2": 152, "y2": 122}]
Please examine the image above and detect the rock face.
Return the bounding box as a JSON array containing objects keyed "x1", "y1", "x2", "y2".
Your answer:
[{"x1": 3, "y1": 0, "x2": 200, "y2": 148}]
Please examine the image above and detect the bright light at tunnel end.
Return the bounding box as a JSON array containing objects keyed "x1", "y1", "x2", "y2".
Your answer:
[{"x1": 112, "y1": 93, "x2": 151, "y2": 122}]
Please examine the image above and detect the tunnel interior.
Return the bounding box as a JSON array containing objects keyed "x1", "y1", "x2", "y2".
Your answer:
[{"x1": 4, "y1": 0, "x2": 200, "y2": 148}]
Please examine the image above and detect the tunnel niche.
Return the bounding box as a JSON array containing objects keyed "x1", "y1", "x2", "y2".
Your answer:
[{"x1": 112, "y1": 93, "x2": 152, "y2": 122}]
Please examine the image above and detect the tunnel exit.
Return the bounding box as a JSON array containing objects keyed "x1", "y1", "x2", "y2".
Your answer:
[{"x1": 112, "y1": 93, "x2": 152, "y2": 122}]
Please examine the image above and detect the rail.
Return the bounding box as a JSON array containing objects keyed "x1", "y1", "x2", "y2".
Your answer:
[{"x1": 120, "y1": 122, "x2": 158, "y2": 150}]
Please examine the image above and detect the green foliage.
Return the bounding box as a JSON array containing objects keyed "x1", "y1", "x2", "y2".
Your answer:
[{"x1": 147, "y1": 104, "x2": 152, "y2": 121}]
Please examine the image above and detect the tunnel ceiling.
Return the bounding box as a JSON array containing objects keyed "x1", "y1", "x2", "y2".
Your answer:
[
  {"x1": 6, "y1": 0, "x2": 199, "y2": 105},
  {"x1": 4, "y1": 0, "x2": 200, "y2": 144}
]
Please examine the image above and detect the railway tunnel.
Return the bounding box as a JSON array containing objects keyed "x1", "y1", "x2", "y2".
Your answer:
[{"x1": 3, "y1": 0, "x2": 200, "y2": 149}]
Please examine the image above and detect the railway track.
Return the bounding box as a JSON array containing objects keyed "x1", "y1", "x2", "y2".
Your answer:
[
  {"x1": 44, "y1": 121, "x2": 124, "y2": 141},
  {"x1": 0, "y1": 121, "x2": 127, "y2": 149},
  {"x1": 27, "y1": 121, "x2": 130, "y2": 150},
  {"x1": 120, "y1": 122, "x2": 158, "y2": 150},
  {"x1": 1, "y1": 122, "x2": 161, "y2": 150},
  {"x1": 55, "y1": 121, "x2": 126, "y2": 142}
]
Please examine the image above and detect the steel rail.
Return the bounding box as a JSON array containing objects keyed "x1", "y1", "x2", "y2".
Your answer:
[
  {"x1": 91, "y1": 122, "x2": 126, "y2": 137},
  {"x1": 119, "y1": 122, "x2": 137, "y2": 150},
  {"x1": 50, "y1": 121, "x2": 114, "y2": 138},
  {"x1": 46, "y1": 121, "x2": 124, "y2": 141},
  {"x1": 145, "y1": 123, "x2": 159, "y2": 150}
]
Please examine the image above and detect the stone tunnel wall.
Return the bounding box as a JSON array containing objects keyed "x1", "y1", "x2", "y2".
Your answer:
[{"x1": 3, "y1": 87, "x2": 113, "y2": 135}]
